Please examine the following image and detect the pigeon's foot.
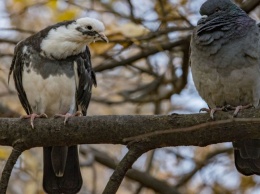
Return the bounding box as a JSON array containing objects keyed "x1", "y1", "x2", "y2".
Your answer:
[
  {"x1": 200, "y1": 104, "x2": 253, "y2": 118},
  {"x1": 20, "y1": 113, "x2": 48, "y2": 129},
  {"x1": 200, "y1": 107, "x2": 226, "y2": 119},
  {"x1": 227, "y1": 104, "x2": 253, "y2": 117},
  {"x1": 54, "y1": 111, "x2": 83, "y2": 124}
]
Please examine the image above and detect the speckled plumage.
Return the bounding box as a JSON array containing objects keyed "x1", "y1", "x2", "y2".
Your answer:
[{"x1": 190, "y1": 0, "x2": 260, "y2": 175}]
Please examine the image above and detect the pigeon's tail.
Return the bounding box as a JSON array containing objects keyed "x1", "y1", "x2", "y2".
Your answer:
[
  {"x1": 51, "y1": 146, "x2": 68, "y2": 177},
  {"x1": 233, "y1": 140, "x2": 260, "y2": 176},
  {"x1": 43, "y1": 146, "x2": 82, "y2": 194}
]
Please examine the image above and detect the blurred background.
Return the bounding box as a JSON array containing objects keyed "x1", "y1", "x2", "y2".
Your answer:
[{"x1": 0, "y1": 0, "x2": 260, "y2": 193}]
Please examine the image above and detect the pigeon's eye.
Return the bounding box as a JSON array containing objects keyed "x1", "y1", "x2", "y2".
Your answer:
[
  {"x1": 87, "y1": 25, "x2": 92, "y2": 30},
  {"x1": 215, "y1": 8, "x2": 220, "y2": 12}
]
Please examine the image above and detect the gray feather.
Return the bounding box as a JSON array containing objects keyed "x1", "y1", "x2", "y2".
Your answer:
[{"x1": 191, "y1": 0, "x2": 260, "y2": 176}]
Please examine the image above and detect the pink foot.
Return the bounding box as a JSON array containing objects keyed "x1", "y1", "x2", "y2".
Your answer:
[
  {"x1": 199, "y1": 104, "x2": 253, "y2": 118},
  {"x1": 200, "y1": 107, "x2": 225, "y2": 119},
  {"x1": 54, "y1": 111, "x2": 83, "y2": 124},
  {"x1": 20, "y1": 113, "x2": 48, "y2": 129},
  {"x1": 228, "y1": 104, "x2": 253, "y2": 117}
]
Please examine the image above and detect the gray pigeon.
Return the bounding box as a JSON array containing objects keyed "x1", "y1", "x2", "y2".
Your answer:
[
  {"x1": 190, "y1": 0, "x2": 260, "y2": 175},
  {"x1": 9, "y1": 18, "x2": 108, "y2": 193}
]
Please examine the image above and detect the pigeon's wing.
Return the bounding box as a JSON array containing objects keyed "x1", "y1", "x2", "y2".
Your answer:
[
  {"x1": 232, "y1": 24, "x2": 260, "y2": 176},
  {"x1": 75, "y1": 46, "x2": 96, "y2": 116},
  {"x1": 8, "y1": 42, "x2": 32, "y2": 115}
]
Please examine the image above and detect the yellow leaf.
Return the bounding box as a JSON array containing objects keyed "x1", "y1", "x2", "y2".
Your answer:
[
  {"x1": 241, "y1": 176, "x2": 256, "y2": 190},
  {"x1": 56, "y1": 9, "x2": 78, "y2": 22},
  {"x1": 106, "y1": 23, "x2": 149, "y2": 38},
  {"x1": 90, "y1": 42, "x2": 115, "y2": 55},
  {"x1": 7, "y1": 0, "x2": 31, "y2": 12},
  {"x1": 24, "y1": 181, "x2": 38, "y2": 194},
  {"x1": 0, "y1": 147, "x2": 11, "y2": 160},
  {"x1": 119, "y1": 23, "x2": 149, "y2": 38},
  {"x1": 107, "y1": 33, "x2": 132, "y2": 47},
  {"x1": 46, "y1": 1, "x2": 57, "y2": 9},
  {"x1": 108, "y1": 33, "x2": 125, "y2": 41}
]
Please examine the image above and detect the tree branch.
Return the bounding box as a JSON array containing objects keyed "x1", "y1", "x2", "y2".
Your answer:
[
  {"x1": 1, "y1": 109, "x2": 260, "y2": 192},
  {"x1": 90, "y1": 147, "x2": 179, "y2": 194},
  {"x1": 134, "y1": 150, "x2": 156, "y2": 194},
  {"x1": 1, "y1": 109, "x2": 260, "y2": 148},
  {"x1": 94, "y1": 37, "x2": 190, "y2": 72},
  {"x1": 0, "y1": 146, "x2": 24, "y2": 193},
  {"x1": 102, "y1": 143, "x2": 148, "y2": 194},
  {"x1": 241, "y1": 0, "x2": 260, "y2": 13},
  {"x1": 175, "y1": 147, "x2": 233, "y2": 188}
]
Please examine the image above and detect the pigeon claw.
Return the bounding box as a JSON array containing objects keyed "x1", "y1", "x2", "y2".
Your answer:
[
  {"x1": 209, "y1": 107, "x2": 225, "y2": 119},
  {"x1": 199, "y1": 107, "x2": 226, "y2": 119},
  {"x1": 199, "y1": 104, "x2": 253, "y2": 119},
  {"x1": 231, "y1": 104, "x2": 253, "y2": 117},
  {"x1": 199, "y1": 108, "x2": 210, "y2": 113},
  {"x1": 54, "y1": 111, "x2": 83, "y2": 125},
  {"x1": 20, "y1": 113, "x2": 48, "y2": 129}
]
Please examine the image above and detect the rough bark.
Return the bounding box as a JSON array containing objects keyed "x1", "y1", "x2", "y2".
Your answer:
[
  {"x1": 0, "y1": 108, "x2": 260, "y2": 149},
  {"x1": 1, "y1": 106, "x2": 260, "y2": 193}
]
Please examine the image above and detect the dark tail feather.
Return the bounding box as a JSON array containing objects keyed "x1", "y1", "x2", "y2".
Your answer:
[
  {"x1": 51, "y1": 146, "x2": 68, "y2": 177},
  {"x1": 233, "y1": 140, "x2": 260, "y2": 176},
  {"x1": 43, "y1": 146, "x2": 82, "y2": 194}
]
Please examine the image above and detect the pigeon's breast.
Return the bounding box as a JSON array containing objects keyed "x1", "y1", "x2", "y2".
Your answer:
[
  {"x1": 192, "y1": 64, "x2": 260, "y2": 108},
  {"x1": 22, "y1": 56, "x2": 77, "y2": 116},
  {"x1": 191, "y1": 26, "x2": 260, "y2": 108}
]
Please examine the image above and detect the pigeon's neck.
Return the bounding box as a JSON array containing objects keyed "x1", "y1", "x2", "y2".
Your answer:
[
  {"x1": 40, "y1": 40, "x2": 86, "y2": 60},
  {"x1": 235, "y1": 16, "x2": 255, "y2": 35},
  {"x1": 196, "y1": 14, "x2": 255, "y2": 40},
  {"x1": 39, "y1": 25, "x2": 91, "y2": 60}
]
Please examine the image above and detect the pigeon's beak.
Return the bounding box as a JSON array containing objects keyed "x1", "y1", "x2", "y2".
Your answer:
[{"x1": 97, "y1": 32, "x2": 109, "y2": 43}]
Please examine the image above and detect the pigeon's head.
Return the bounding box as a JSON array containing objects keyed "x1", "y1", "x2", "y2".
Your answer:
[
  {"x1": 74, "y1": 17, "x2": 108, "y2": 43},
  {"x1": 44, "y1": 17, "x2": 108, "y2": 44},
  {"x1": 199, "y1": 0, "x2": 243, "y2": 19},
  {"x1": 40, "y1": 17, "x2": 108, "y2": 59}
]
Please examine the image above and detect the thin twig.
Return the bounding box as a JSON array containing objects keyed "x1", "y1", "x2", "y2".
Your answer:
[
  {"x1": 94, "y1": 37, "x2": 190, "y2": 72},
  {"x1": 123, "y1": 118, "x2": 260, "y2": 143},
  {"x1": 0, "y1": 39, "x2": 18, "y2": 45},
  {"x1": 0, "y1": 147, "x2": 24, "y2": 194},
  {"x1": 175, "y1": 147, "x2": 233, "y2": 187},
  {"x1": 102, "y1": 144, "x2": 147, "y2": 194},
  {"x1": 0, "y1": 28, "x2": 35, "y2": 34},
  {"x1": 90, "y1": 147, "x2": 179, "y2": 194},
  {"x1": 134, "y1": 150, "x2": 156, "y2": 194}
]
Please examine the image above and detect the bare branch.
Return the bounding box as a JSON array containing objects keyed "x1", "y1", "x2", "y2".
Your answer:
[
  {"x1": 94, "y1": 37, "x2": 190, "y2": 72},
  {"x1": 241, "y1": 0, "x2": 260, "y2": 13},
  {"x1": 0, "y1": 39, "x2": 18, "y2": 45},
  {"x1": 0, "y1": 28, "x2": 35, "y2": 34},
  {"x1": 134, "y1": 150, "x2": 156, "y2": 194},
  {"x1": 90, "y1": 147, "x2": 179, "y2": 194},
  {"x1": 0, "y1": 147, "x2": 24, "y2": 194},
  {"x1": 0, "y1": 108, "x2": 259, "y2": 148},
  {"x1": 1, "y1": 109, "x2": 260, "y2": 192},
  {"x1": 175, "y1": 147, "x2": 233, "y2": 187},
  {"x1": 102, "y1": 144, "x2": 148, "y2": 194}
]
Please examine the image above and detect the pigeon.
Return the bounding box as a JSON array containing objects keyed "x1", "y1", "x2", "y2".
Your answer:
[
  {"x1": 190, "y1": 0, "x2": 260, "y2": 175},
  {"x1": 9, "y1": 17, "x2": 108, "y2": 193}
]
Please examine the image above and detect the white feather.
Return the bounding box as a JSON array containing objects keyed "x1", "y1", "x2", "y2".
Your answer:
[
  {"x1": 40, "y1": 17, "x2": 105, "y2": 59},
  {"x1": 76, "y1": 17, "x2": 105, "y2": 32},
  {"x1": 22, "y1": 69, "x2": 76, "y2": 116}
]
